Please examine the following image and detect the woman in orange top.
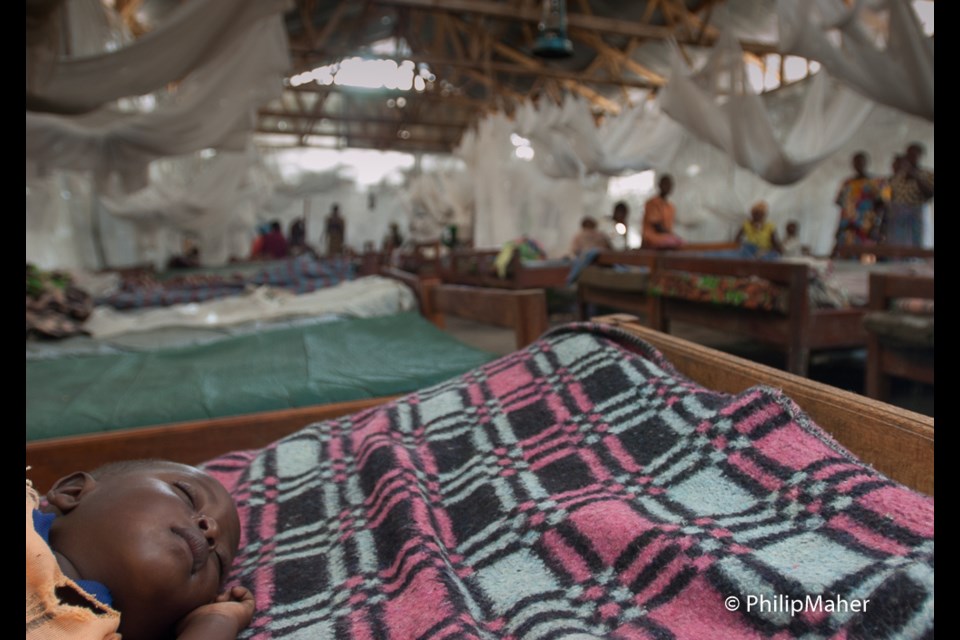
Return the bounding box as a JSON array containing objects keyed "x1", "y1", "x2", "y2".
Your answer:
[{"x1": 641, "y1": 175, "x2": 685, "y2": 249}]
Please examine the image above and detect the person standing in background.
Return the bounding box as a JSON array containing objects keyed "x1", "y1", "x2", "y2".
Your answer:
[
  {"x1": 382, "y1": 222, "x2": 404, "y2": 253},
  {"x1": 831, "y1": 151, "x2": 889, "y2": 256},
  {"x1": 885, "y1": 143, "x2": 934, "y2": 247},
  {"x1": 323, "y1": 204, "x2": 346, "y2": 256}
]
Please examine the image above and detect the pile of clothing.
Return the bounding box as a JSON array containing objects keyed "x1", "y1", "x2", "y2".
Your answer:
[{"x1": 26, "y1": 264, "x2": 93, "y2": 339}]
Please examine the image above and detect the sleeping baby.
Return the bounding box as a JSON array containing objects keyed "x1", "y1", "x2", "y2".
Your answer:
[{"x1": 27, "y1": 460, "x2": 253, "y2": 640}]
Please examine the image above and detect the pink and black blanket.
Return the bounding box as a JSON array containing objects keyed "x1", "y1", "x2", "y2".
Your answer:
[{"x1": 204, "y1": 323, "x2": 934, "y2": 639}]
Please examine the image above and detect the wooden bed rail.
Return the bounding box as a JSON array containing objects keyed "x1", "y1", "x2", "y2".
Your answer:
[
  {"x1": 865, "y1": 272, "x2": 935, "y2": 400},
  {"x1": 595, "y1": 314, "x2": 934, "y2": 496},
  {"x1": 868, "y1": 272, "x2": 935, "y2": 308},
  {"x1": 425, "y1": 284, "x2": 549, "y2": 350},
  {"x1": 835, "y1": 245, "x2": 935, "y2": 261},
  {"x1": 382, "y1": 266, "x2": 549, "y2": 349},
  {"x1": 26, "y1": 398, "x2": 395, "y2": 495}
]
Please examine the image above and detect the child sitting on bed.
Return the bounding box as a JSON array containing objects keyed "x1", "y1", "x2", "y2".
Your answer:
[
  {"x1": 780, "y1": 220, "x2": 809, "y2": 258},
  {"x1": 27, "y1": 460, "x2": 253, "y2": 640}
]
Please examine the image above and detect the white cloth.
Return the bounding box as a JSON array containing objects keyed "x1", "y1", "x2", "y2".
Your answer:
[
  {"x1": 514, "y1": 95, "x2": 686, "y2": 179},
  {"x1": 776, "y1": 0, "x2": 934, "y2": 122},
  {"x1": 83, "y1": 275, "x2": 418, "y2": 339},
  {"x1": 27, "y1": 0, "x2": 291, "y2": 114},
  {"x1": 659, "y1": 31, "x2": 874, "y2": 186},
  {"x1": 26, "y1": 8, "x2": 290, "y2": 193}
]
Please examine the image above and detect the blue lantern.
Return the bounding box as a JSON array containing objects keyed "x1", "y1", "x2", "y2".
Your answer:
[{"x1": 533, "y1": 0, "x2": 574, "y2": 59}]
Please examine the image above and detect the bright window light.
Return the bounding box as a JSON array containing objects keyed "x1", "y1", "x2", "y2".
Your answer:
[
  {"x1": 608, "y1": 170, "x2": 655, "y2": 197},
  {"x1": 763, "y1": 54, "x2": 781, "y2": 91},
  {"x1": 783, "y1": 56, "x2": 808, "y2": 83},
  {"x1": 268, "y1": 147, "x2": 417, "y2": 188},
  {"x1": 515, "y1": 146, "x2": 535, "y2": 160},
  {"x1": 912, "y1": 1, "x2": 934, "y2": 36},
  {"x1": 746, "y1": 62, "x2": 765, "y2": 94},
  {"x1": 292, "y1": 57, "x2": 436, "y2": 91},
  {"x1": 510, "y1": 133, "x2": 531, "y2": 147}
]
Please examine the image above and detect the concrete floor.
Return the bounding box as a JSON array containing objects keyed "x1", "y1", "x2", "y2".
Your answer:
[{"x1": 439, "y1": 313, "x2": 933, "y2": 419}]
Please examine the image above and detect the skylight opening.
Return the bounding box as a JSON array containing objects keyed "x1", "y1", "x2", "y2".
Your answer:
[{"x1": 289, "y1": 57, "x2": 435, "y2": 92}]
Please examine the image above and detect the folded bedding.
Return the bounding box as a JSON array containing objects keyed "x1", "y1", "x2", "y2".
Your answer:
[
  {"x1": 203, "y1": 322, "x2": 933, "y2": 639},
  {"x1": 26, "y1": 312, "x2": 495, "y2": 441}
]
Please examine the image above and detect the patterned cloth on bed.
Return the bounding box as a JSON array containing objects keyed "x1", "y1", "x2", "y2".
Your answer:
[
  {"x1": 649, "y1": 271, "x2": 790, "y2": 312},
  {"x1": 204, "y1": 323, "x2": 934, "y2": 639},
  {"x1": 96, "y1": 256, "x2": 357, "y2": 310}
]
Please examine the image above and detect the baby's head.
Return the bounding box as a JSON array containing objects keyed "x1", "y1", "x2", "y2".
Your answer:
[
  {"x1": 750, "y1": 201, "x2": 768, "y2": 224},
  {"x1": 44, "y1": 460, "x2": 241, "y2": 640}
]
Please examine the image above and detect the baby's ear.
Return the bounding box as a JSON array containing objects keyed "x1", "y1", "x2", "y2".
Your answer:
[{"x1": 46, "y1": 472, "x2": 97, "y2": 514}]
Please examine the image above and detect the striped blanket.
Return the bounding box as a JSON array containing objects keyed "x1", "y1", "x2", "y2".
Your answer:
[
  {"x1": 97, "y1": 256, "x2": 356, "y2": 310},
  {"x1": 205, "y1": 323, "x2": 934, "y2": 639}
]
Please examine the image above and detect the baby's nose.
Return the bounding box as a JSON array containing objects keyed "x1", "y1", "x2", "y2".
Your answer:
[{"x1": 197, "y1": 514, "x2": 220, "y2": 546}]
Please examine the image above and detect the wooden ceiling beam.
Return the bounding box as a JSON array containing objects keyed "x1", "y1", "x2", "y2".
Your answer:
[
  {"x1": 297, "y1": 0, "x2": 318, "y2": 48},
  {"x1": 370, "y1": 0, "x2": 777, "y2": 55},
  {"x1": 311, "y1": 0, "x2": 354, "y2": 55},
  {"x1": 448, "y1": 15, "x2": 622, "y2": 113},
  {"x1": 283, "y1": 84, "x2": 488, "y2": 110},
  {"x1": 569, "y1": 29, "x2": 667, "y2": 86},
  {"x1": 259, "y1": 110, "x2": 471, "y2": 129},
  {"x1": 255, "y1": 127, "x2": 456, "y2": 151},
  {"x1": 412, "y1": 54, "x2": 656, "y2": 88}
]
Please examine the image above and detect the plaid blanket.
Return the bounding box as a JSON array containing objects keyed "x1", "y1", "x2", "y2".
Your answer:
[
  {"x1": 204, "y1": 323, "x2": 934, "y2": 639},
  {"x1": 97, "y1": 256, "x2": 357, "y2": 309}
]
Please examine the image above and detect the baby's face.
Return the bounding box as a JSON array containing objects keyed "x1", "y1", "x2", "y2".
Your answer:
[{"x1": 49, "y1": 462, "x2": 240, "y2": 640}]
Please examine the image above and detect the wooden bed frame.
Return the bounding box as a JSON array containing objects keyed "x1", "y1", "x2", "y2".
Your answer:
[
  {"x1": 26, "y1": 277, "x2": 549, "y2": 493},
  {"x1": 441, "y1": 248, "x2": 572, "y2": 289},
  {"x1": 380, "y1": 267, "x2": 550, "y2": 350},
  {"x1": 649, "y1": 255, "x2": 868, "y2": 377},
  {"x1": 575, "y1": 250, "x2": 658, "y2": 321},
  {"x1": 834, "y1": 244, "x2": 935, "y2": 261},
  {"x1": 442, "y1": 243, "x2": 743, "y2": 292},
  {"x1": 27, "y1": 308, "x2": 932, "y2": 499},
  {"x1": 594, "y1": 314, "x2": 934, "y2": 496},
  {"x1": 865, "y1": 272, "x2": 935, "y2": 401},
  {"x1": 575, "y1": 251, "x2": 861, "y2": 375},
  {"x1": 394, "y1": 239, "x2": 443, "y2": 276}
]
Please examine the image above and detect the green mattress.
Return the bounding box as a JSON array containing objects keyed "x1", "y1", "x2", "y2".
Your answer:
[{"x1": 26, "y1": 312, "x2": 496, "y2": 441}]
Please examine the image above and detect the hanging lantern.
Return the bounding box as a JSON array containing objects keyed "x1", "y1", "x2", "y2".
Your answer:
[{"x1": 533, "y1": 0, "x2": 573, "y2": 59}]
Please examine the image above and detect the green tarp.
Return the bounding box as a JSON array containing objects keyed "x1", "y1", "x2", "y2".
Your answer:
[{"x1": 27, "y1": 312, "x2": 495, "y2": 441}]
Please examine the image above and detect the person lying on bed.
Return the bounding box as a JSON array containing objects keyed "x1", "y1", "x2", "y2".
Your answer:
[{"x1": 27, "y1": 460, "x2": 253, "y2": 640}]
